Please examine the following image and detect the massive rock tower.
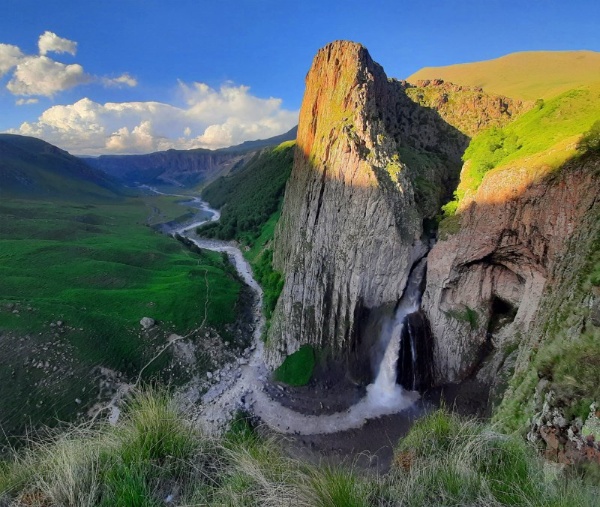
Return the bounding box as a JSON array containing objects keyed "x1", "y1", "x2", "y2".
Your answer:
[{"x1": 266, "y1": 41, "x2": 466, "y2": 374}]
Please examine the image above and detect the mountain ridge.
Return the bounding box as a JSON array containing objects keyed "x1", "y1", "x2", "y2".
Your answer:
[
  {"x1": 408, "y1": 50, "x2": 600, "y2": 100},
  {"x1": 84, "y1": 127, "x2": 298, "y2": 187},
  {"x1": 0, "y1": 134, "x2": 121, "y2": 200}
]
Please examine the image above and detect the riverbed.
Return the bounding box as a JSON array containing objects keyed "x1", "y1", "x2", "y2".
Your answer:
[{"x1": 168, "y1": 196, "x2": 430, "y2": 441}]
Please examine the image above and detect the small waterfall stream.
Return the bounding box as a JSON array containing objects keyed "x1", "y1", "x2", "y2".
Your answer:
[{"x1": 366, "y1": 258, "x2": 427, "y2": 407}]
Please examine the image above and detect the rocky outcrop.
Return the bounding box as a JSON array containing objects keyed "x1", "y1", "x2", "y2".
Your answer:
[
  {"x1": 422, "y1": 155, "x2": 600, "y2": 385},
  {"x1": 266, "y1": 41, "x2": 466, "y2": 372},
  {"x1": 405, "y1": 79, "x2": 528, "y2": 137}
]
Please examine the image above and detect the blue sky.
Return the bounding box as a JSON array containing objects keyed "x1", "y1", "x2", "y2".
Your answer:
[{"x1": 1, "y1": 0, "x2": 598, "y2": 155}]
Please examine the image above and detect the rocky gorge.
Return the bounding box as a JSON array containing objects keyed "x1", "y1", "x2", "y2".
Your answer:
[{"x1": 264, "y1": 40, "x2": 599, "y2": 465}]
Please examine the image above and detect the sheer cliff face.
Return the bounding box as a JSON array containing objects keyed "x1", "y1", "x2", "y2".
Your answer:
[
  {"x1": 423, "y1": 156, "x2": 600, "y2": 385},
  {"x1": 267, "y1": 41, "x2": 465, "y2": 369}
]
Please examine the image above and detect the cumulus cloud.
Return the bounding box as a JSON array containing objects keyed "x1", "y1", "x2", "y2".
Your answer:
[
  {"x1": 0, "y1": 43, "x2": 23, "y2": 78},
  {"x1": 0, "y1": 32, "x2": 135, "y2": 97},
  {"x1": 7, "y1": 56, "x2": 91, "y2": 97},
  {"x1": 38, "y1": 31, "x2": 77, "y2": 56},
  {"x1": 10, "y1": 82, "x2": 298, "y2": 155},
  {"x1": 102, "y1": 73, "x2": 138, "y2": 88}
]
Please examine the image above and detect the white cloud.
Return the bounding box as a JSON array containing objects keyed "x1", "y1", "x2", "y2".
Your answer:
[
  {"x1": 1, "y1": 32, "x2": 135, "y2": 97},
  {"x1": 7, "y1": 56, "x2": 91, "y2": 97},
  {"x1": 16, "y1": 98, "x2": 39, "y2": 105},
  {"x1": 0, "y1": 43, "x2": 23, "y2": 78},
  {"x1": 10, "y1": 82, "x2": 298, "y2": 155},
  {"x1": 102, "y1": 73, "x2": 138, "y2": 88},
  {"x1": 38, "y1": 31, "x2": 77, "y2": 56}
]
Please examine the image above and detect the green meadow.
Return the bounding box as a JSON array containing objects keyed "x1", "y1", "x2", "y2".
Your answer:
[
  {"x1": 442, "y1": 82, "x2": 600, "y2": 216},
  {"x1": 0, "y1": 195, "x2": 242, "y2": 440}
]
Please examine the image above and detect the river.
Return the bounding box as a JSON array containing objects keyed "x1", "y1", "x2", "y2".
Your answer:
[{"x1": 170, "y1": 194, "x2": 422, "y2": 436}]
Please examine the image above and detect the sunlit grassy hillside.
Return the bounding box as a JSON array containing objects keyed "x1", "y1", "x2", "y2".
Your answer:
[
  {"x1": 408, "y1": 50, "x2": 600, "y2": 100},
  {"x1": 440, "y1": 82, "x2": 600, "y2": 217},
  {"x1": 0, "y1": 195, "x2": 242, "y2": 441}
]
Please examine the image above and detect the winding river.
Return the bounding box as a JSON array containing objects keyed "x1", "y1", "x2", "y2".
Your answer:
[{"x1": 169, "y1": 193, "x2": 421, "y2": 436}]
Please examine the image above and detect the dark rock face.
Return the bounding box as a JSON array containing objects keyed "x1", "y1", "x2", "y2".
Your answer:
[
  {"x1": 397, "y1": 310, "x2": 434, "y2": 391},
  {"x1": 422, "y1": 156, "x2": 600, "y2": 384}
]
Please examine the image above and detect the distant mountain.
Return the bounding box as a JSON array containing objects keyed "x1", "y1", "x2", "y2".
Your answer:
[
  {"x1": 217, "y1": 126, "x2": 298, "y2": 153},
  {"x1": 84, "y1": 126, "x2": 298, "y2": 187},
  {"x1": 0, "y1": 134, "x2": 121, "y2": 200},
  {"x1": 408, "y1": 50, "x2": 600, "y2": 100}
]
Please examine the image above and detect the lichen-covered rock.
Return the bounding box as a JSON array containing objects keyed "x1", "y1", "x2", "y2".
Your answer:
[{"x1": 405, "y1": 79, "x2": 527, "y2": 137}]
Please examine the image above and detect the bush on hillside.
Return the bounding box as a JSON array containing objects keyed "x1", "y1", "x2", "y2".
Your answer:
[{"x1": 578, "y1": 120, "x2": 600, "y2": 153}]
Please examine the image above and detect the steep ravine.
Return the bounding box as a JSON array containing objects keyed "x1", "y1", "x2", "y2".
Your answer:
[{"x1": 264, "y1": 41, "x2": 599, "y2": 464}]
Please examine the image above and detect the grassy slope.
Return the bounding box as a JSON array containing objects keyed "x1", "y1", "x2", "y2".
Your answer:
[
  {"x1": 0, "y1": 134, "x2": 120, "y2": 200},
  {"x1": 0, "y1": 195, "x2": 241, "y2": 439},
  {"x1": 200, "y1": 141, "x2": 294, "y2": 244},
  {"x1": 441, "y1": 82, "x2": 600, "y2": 216},
  {"x1": 408, "y1": 50, "x2": 600, "y2": 100},
  {"x1": 1, "y1": 394, "x2": 596, "y2": 506}
]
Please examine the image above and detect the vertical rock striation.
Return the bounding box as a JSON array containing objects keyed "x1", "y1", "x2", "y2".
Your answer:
[{"x1": 267, "y1": 41, "x2": 465, "y2": 372}]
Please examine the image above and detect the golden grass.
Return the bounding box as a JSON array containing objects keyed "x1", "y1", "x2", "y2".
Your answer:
[{"x1": 408, "y1": 50, "x2": 600, "y2": 100}]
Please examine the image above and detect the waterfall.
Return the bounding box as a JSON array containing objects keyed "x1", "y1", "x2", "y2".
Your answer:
[{"x1": 366, "y1": 258, "x2": 427, "y2": 407}]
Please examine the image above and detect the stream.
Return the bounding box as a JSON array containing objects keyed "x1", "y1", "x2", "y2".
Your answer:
[{"x1": 167, "y1": 191, "x2": 424, "y2": 436}]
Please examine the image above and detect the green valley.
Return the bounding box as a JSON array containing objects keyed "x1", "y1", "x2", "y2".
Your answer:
[{"x1": 0, "y1": 137, "x2": 246, "y2": 442}]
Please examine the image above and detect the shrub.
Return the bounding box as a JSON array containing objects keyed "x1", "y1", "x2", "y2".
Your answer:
[
  {"x1": 578, "y1": 119, "x2": 600, "y2": 153},
  {"x1": 273, "y1": 344, "x2": 315, "y2": 386}
]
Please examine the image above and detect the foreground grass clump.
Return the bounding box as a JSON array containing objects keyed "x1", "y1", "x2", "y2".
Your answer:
[
  {"x1": 389, "y1": 410, "x2": 596, "y2": 506},
  {"x1": 1, "y1": 399, "x2": 597, "y2": 506},
  {"x1": 0, "y1": 391, "x2": 215, "y2": 507}
]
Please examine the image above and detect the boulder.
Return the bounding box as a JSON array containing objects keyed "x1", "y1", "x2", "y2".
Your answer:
[{"x1": 140, "y1": 317, "x2": 155, "y2": 329}]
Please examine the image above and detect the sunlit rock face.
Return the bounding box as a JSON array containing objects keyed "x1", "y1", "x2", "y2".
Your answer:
[
  {"x1": 266, "y1": 41, "x2": 465, "y2": 370},
  {"x1": 422, "y1": 155, "x2": 600, "y2": 385}
]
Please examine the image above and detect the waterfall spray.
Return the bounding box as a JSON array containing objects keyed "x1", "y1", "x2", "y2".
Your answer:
[{"x1": 366, "y1": 258, "x2": 427, "y2": 407}]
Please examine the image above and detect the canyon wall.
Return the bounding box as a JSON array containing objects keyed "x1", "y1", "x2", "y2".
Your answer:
[
  {"x1": 423, "y1": 156, "x2": 600, "y2": 385},
  {"x1": 266, "y1": 40, "x2": 599, "y2": 460},
  {"x1": 267, "y1": 40, "x2": 594, "y2": 409}
]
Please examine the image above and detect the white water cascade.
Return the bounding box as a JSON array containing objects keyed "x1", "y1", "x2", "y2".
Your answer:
[{"x1": 366, "y1": 258, "x2": 427, "y2": 408}]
